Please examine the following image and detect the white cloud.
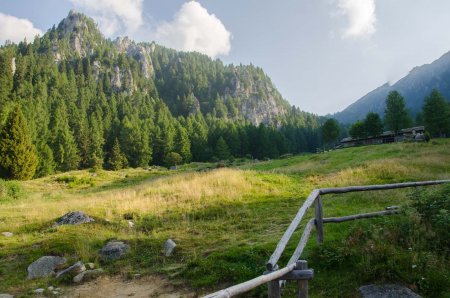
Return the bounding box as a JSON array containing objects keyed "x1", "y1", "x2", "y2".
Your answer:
[
  {"x1": 337, "y1": 0, "x2": 376, "y2": 38},
  {"x1": 0, "y1": 13, "x2": 42, "y2": 44},
  {"x1": 155, "y1": 1, "x2": 231, "y2": 58},
  {"x1": 69, "y1": 0, "x2": 143, "y2": 36}
]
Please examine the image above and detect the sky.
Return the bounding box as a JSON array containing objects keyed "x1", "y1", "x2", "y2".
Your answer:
[{"x1": 1, "y1": 0, "x2": 450, "y2": 115}]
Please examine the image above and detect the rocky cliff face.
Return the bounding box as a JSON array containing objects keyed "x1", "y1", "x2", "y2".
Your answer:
[
  {"x1": 114, "y1": 37, "x2": 154, "y2": 79},
  {"x1": 226, "y1": 67, "x2": 287, "y2": 124}
]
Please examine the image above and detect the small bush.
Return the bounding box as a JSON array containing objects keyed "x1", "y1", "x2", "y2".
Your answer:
[
  {"x1": 0, "y1": 179, "x2": 25, "y2": 201},
  {"x1": 54, "y1": 175, "x2": 94, "y2": 188},
  {"x1": 411, "y1": 185, "x2": 450, "y2": 253}
]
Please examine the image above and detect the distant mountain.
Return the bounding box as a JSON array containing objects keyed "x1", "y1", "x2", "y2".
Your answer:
[{"x1": 333, "y1": 51, "x2": 450, "y2": 124}]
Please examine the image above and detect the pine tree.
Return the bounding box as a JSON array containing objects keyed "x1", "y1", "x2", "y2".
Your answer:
[
  {"x1": 364, "y1": 112, "x2": 383, "y2": 136},
  {"x1": 0, "y1": 105, "x2": 38, "y2": 180},
  {"x1": 384, "y1": 91, "x2": 412, "y2": 132},
  {"x1": 215, "y1": 136, "x2": 230, "y2": 160},
  {"x1": 174, "y1": 123, "x2": 191, "y2": 162},
  {"x1": 106, "y1": 138, "x2": 127, "y2": 170},
  {"x1": 422, "y1": 89, "x2": 450, "y2": 137},
  {"x1": 321, "y1": 119, "x2": 340, "y2": 147},
  {"x1": 87, "y1": 113, "x2": 105, "y2": 169}
]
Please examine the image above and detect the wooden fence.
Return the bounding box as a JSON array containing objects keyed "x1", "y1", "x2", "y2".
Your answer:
[{"x1": 203, "y1": 180, "x2": 450, "y2": 298}]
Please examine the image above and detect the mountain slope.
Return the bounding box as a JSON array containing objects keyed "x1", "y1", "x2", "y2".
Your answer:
[
  {"x1": 334, "y1": 51, "x2": 450, "y2": 123},
  {"x1": 42, "y1": 11, "x2": 292, "y2": 125},
  {"x1": 0, "y1": 11, "x2": 323, "y2": 177}
]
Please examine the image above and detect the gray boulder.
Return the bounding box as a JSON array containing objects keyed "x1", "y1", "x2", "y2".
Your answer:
[
  {"x1": 33, "y1": 288, "x2": 45, "y2": 294},
  {"x1": 99, "y1": 241, "x2": 129, "y2": 261},
  {"x1": 54, "y1": 211, "x2": 94, "y2": 226},
  {"x1": 27, "y1": 256, "x2": 67, "y2": 279},
  {"x1": 164, "y1": 239, "x2": 177, "y2": 257},
  {"x1": 0, "y1": 294, "x2": 14, "y2": 298},
  {"x1": 55, "y1": 261, "x2": 85, "y2": 278},
  {"x1": 73, "y1": 268, "x2": 104, "y2": 283},
  {"x1": 359, "y1": 284, "x2": 422, "y2": 298},
  {"x1": 1, "y1": 232, "x2": 13, "y2": 237}
]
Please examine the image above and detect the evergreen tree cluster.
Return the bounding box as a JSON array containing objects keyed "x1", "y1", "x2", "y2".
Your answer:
[
  {"x1": 347, "y1": 89, "x2": 450, "y2": 139},
  {"x1": 0, "y1": 14, "x2": 324, "y2": 179}
]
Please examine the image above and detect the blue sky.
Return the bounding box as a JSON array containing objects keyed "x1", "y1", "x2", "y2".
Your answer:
[{"x1": 1, "y1": 0, "x2": 450, "y2": 115}]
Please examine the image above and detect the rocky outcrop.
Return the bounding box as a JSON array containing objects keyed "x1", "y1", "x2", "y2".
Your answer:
[
  {"x1": 73, "y1": 268, "x2": 104, "y2": 283},
  {"x1": 54, "y1": 211, "x2": 94, "y2": 226},
  {"x1": 99, "y1": 241, "x2": 129, "y2": 261},
  {"x1": 27, "y1": 256, "x2": 67, "y2": 279},
  {"x1": 163, "y1": 239, "x2": 176, "y2": 257},
  {"x1": 55, "y1": 261, "x2": 86, "y2": 278},
  {"x1": 115, "y1": 37, "x2": 154, "y2": 79},
  {"x1": 225, "y1": 67, "x2": 287, "y2": 125},
  {"x1": 359, "y1": 284, "x2": 422, "y2": 298},
  {"x1": 58, "y1": 10, "x2": 99, "y2": 57}
]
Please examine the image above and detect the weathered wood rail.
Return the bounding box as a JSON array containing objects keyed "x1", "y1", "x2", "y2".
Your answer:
[{"x1": 203, "y1": 180, "x2": 450, "y2": 298}]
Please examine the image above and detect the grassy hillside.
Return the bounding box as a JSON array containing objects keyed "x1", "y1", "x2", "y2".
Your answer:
[{"x1": 1, "y1": 140, "x2": 449, "y2": 297}]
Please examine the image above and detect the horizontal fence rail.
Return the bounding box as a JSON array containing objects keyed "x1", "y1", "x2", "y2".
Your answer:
[{"x1": 202, "y1": 179, "x2": 450, "y2": 298}]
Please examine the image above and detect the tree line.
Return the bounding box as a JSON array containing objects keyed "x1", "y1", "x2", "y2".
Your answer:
[
  {"x1": 0, "y1": 34, "x2": 324, "y2": 180},
  {"x1": 347, "y1": 90, "x2": 450, "y2": 139}
]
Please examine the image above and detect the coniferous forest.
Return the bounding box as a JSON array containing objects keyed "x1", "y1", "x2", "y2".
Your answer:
[{"x1": 0, "y1": 12, "x2": 324, "y2": 179}]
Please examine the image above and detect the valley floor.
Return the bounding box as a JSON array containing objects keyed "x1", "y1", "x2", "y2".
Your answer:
[{"x1": 1, "y1": 139, "x2": 449, "y2": 297}]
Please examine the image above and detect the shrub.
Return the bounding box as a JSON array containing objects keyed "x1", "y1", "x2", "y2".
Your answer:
[
  {"x1": 411, "y1": 185, "x2": 450, "y2": 253},
  {"x1": 0, "y1": 179, "x2": 25, "y2": 201}
]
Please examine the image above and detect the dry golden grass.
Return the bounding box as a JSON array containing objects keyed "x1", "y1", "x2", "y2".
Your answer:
[{"x1": 0, "y1": 168, "x2": 283, "y2": 229}]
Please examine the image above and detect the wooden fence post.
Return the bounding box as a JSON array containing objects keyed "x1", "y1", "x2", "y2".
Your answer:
[
  {"x1": 297, "y1": 260, "x2": 308, "y2": 298},
  {"x1": 314, "y1": 195, "x2": 324, "y2": 244},
  {"x1": 267, "y1": 265, "x2": 281, "y2": 298}
]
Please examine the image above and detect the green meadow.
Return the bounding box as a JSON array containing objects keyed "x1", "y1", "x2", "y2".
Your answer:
[{"x1": 1, "y1": 140, "x2": 449, "y2": 297}]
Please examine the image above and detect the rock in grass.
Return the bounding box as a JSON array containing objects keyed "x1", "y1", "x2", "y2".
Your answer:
[
  {"x1": 164, "y1": 239, "x2": 176, "y2": 257},
  {"x1": 73, "y1": 269, "x2": 104, "y2": 283},
  {"x1": 33, "y1": 288, "x2": 45, "y2": 294},
  {"x1": 86, "y1": 262, "x2": 95, "y2": 269},
  {"x1": 55, "y1": 261, "x2": 85, "y2": 278},
  {"x1": 99, "y1": 241, "x2": 129, "y2": 261},
  {"x1": 27, "y1": 256, "x2": 67, "y2": 279},
  {"x1": 1, "y1": 232, "x2": 13, "y2": 237},
  {"x1": 359, "y1": 284, "x2": 422, "y2": 298},
  {"x1": 0, "y1": 294, "x2": 14, "y2": 298},
  {"x1": 54, "y1": 211, "x2": 94, "y2": 226}
]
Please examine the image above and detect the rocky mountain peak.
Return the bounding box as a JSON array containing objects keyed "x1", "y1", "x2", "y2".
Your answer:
[{"x1": 55, "y1": 11, "x2": 104, "y2": 57}]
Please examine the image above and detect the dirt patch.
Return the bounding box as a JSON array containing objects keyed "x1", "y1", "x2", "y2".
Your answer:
[{"x1": 62, "y1": 275, "x2": 197, "y2": 298}]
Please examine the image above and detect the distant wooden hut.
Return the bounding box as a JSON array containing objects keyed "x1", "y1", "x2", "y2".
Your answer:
[{"x1": 339, "y1": 126, "x2": 425, "y2": 148}]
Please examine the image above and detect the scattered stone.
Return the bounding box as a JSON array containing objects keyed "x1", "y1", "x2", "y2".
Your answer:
[
  {"x1": 164, "y1": 239, "x2": 177, "y2": 257},
  {"x1": 55, "y1": 261, "x2": 85, "y2": 278},
  {"x1": 99, "y1": 241, "x2": 129, "y2": 261},
  {"x1": 54, "y1": 211, "x2": 94, "y2": 226},
  {"x1": 27, "y1": 256, "x2": 67, "y2": 279},
  {"x1": 86, "y1": 262, "x2": 95, "y2": 269},
  {"x1": 133, "y1": 273, "x2": 141, "y2": 279},
  {"x1": 359, "y1": 284, "x2": 422, "y2": 298},
  {"x1": 127, "y1": 220, "x2": 134, "y2": 228},
  {"x1": 33, "y1": 288, "x2": 45, "y2": 294},
  {"x1": 73, "y1": 269, "x2": 104, "y2": 283},
  {"x1": 0, "y1": 294, "x2": 14, "y2": 298},
  {"x1": 52, "y1": 291, "x2": 60, "y2": 295},
  {"x1": 1, "y1": 232, "x2": 13, "y2": 237},
  {"x1": 47, "y1": 286, "x2": 54, "y2": 291}
]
